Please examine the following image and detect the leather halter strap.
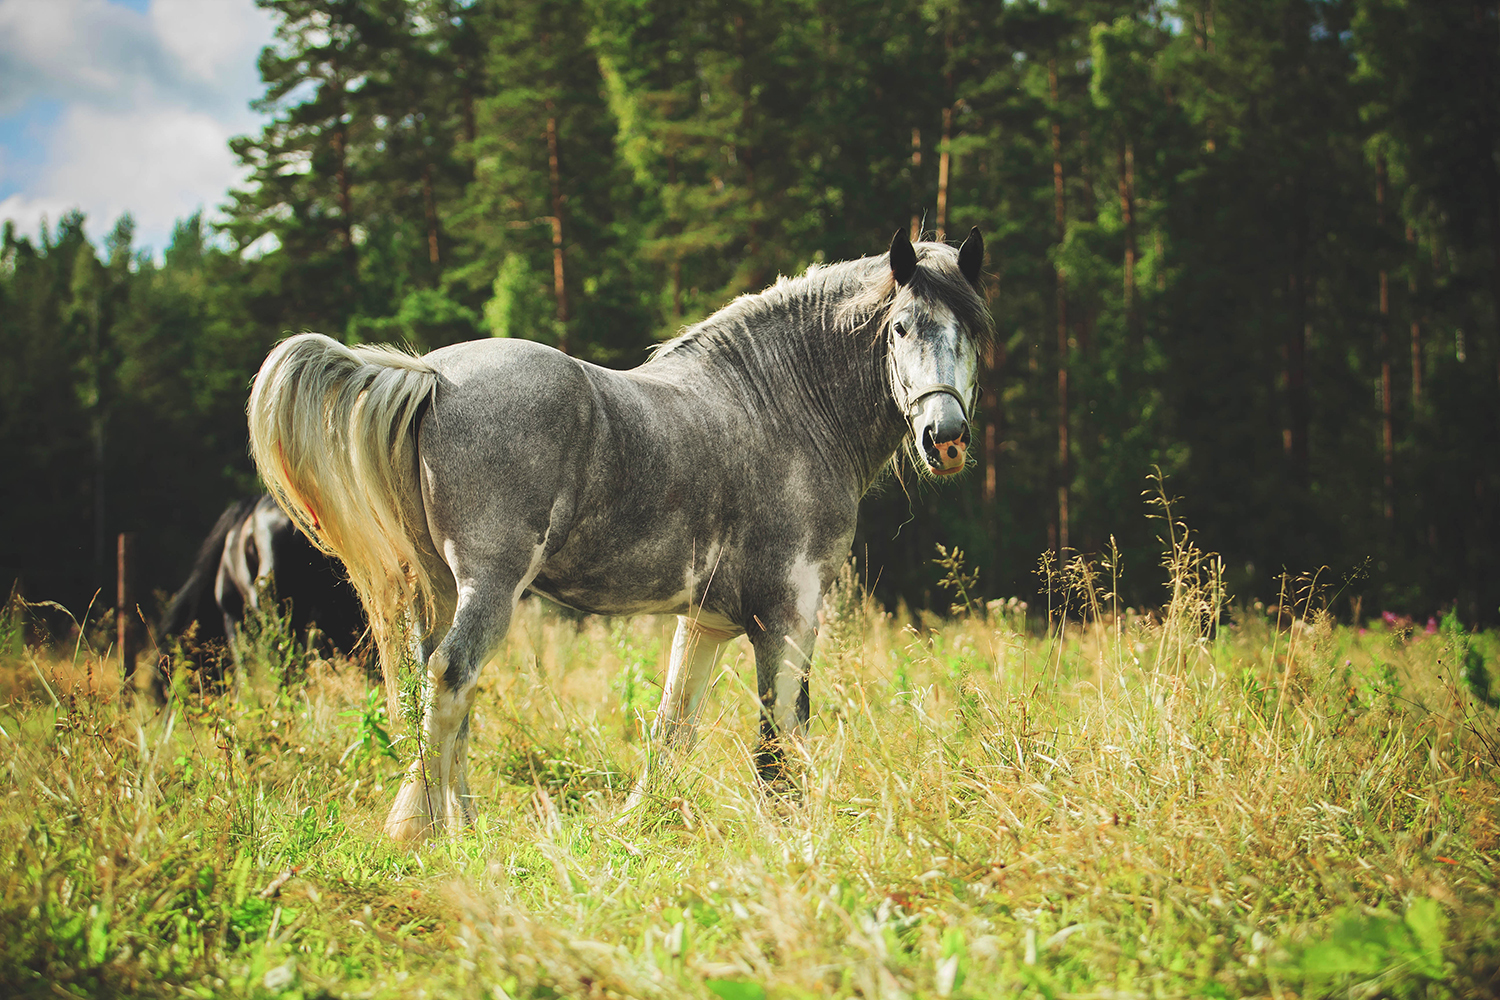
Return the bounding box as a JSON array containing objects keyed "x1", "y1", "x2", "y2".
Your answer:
[
  {"x1": 886, "y1": 340, "x2": 977, "y2": 424},
  {"x1": 904, "y1": 383, "x2": 972, "y2": 422}
]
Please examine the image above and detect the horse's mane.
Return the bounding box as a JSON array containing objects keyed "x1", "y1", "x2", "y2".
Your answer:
[
  {"x1": 157, "y1": 496, "x2": 259, "y2": 641},
  {"x1": 649, "y1": 241, "x2": 994, "y2": 362},
  {"x1": 840, "y1": 241, "x2": 996, "y2": 346}
]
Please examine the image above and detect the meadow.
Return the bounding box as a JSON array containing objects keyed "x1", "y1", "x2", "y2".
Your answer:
[{"x1": 0, "y1": 524, "x2": 1496, "y2": 1000}]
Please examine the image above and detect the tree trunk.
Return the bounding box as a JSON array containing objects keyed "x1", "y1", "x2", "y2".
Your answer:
[
  {"x1": 668, "y1": 151, "x2": 682, "y2": 318},
  {"x1": 736, "y1": 14, "x2": 761, "y2": 283},
  {"x1": 983, "y1": 336, "x2": 1004, "y2": 506},
  {"x1": 936, "y1": 104, "x2": 952, "y2": 241},
  {"x1": 117, "y1": 532, "x2": 137, "y2": 686},
  {"x1": 93, "y1": 412, "x2": 105, "y2": 588},
  {"x1": 1285, "y1": 264, "x2": 1309, "y2": 486},
  {"x1": 1050, "y1": 59, "x2": 1069, "y2": 557},
  {"x1": 936, "y1": 45, "x2": 954, "y2": 241},
  {"x1": 1377, "y1": 155, "x2": 1394, "y2": 525},
  {"x1": 331, "y1": 123, "x2": 356, "y2": 256},
  {"x1": 89, "y1": 298, "x2": 107, "y2": 588},
  {"x1": 545, "y1": 104, "x2": 570, "y2": 355},
  {"x1": 910, "y1": 128, "x2": 922, "y2": 241},
  {"x1": 1119, "y1": 139, "x2": 1139, "y2": 344},
  {"x1": 1408, "y1": 225, "x2": 1422, "y2": 411},
  {"x1": 1489, "y1": 147, "x2": 1500, "y2": 388},
  {"x1": 330, "y1": 117, "x2": 358, "y2": 303},
  {"x1": 461, "y1": 83, "x2": 477, "y2": 146},
  {"x1": 422, "y1": 161, "x2": 441, "y2": 267}
]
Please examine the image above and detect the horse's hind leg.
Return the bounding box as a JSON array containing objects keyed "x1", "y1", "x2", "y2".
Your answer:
[
  {"x1": 385, "y1": 553, "x2": 537, "y2": 841},
  {"x1": 408, "y1": 579, "x2": 456, "y2": 681},
  {"x1": 622, "y1": 616, "x2": 729, "y2": 814}
]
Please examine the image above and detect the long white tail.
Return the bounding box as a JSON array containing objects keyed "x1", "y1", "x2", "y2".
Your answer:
[{"x1": 247, "y1": 333, "x2": 440, "y2": 718}]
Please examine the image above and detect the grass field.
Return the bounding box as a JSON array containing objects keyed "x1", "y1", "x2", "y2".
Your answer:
[{"x1": 1, "y1": 533, "x2": 1497, "y2": 999}]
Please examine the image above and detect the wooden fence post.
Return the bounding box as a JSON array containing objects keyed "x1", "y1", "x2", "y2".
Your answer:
[{"x1": 117, "y1": 532, "x2": 138, "y2": 691}]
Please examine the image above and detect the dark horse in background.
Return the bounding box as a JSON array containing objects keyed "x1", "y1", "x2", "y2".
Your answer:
[{"x1": 156, "y1": 495, "x2": 364, "y2": 676}]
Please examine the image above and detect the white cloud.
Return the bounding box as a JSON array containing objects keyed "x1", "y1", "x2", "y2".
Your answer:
[
  {"x1": 58, "y1": 104, "x2": 245, "y2": 232},
  {"x1": 0, "y1": 193, "x2": 76, "y2": 239},
  {"x1": 1, "y1": 0, "x2": 176, "y2": 115},
  {"x1": 0, "y1": 0, "x2": 275, "y2": 254},
  {"x1": 151, "y1": 0, "x2": 273, "y2": 98}
]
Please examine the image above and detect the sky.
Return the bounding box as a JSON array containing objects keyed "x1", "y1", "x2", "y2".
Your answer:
[{"x1": 0, "y1": 0, "x2": 277, "y2": 257}]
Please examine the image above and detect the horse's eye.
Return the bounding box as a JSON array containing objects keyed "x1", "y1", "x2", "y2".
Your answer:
[{"x1": 893, "y1": 320, "x2": 908, "y2": 338}]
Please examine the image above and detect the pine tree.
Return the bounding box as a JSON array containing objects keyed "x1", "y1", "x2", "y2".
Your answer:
[
  {"x1": 458, "y1": 0, "x2": 650, "y2": 363},
  {"x1": 224, "y1": 0, "x2": 387, "y2": 334}
]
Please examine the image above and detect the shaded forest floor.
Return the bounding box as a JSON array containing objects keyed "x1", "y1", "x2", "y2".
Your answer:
[{"x1": 0, "y1": 570, "x2": 1497, "y2": 999}]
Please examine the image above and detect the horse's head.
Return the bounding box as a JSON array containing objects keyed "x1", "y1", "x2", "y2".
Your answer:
[{"x1": 884, "y1": 227, "x2": 987, "y2": 476}]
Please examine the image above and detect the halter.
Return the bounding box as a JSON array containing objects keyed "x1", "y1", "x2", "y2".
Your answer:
[{"x1": 885, "y1": 327, "x2": 979, "y2": 425}]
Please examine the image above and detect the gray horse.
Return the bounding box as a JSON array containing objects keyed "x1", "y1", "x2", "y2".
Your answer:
[{"x1": 248, "y1": 228, "x2": 991, "y2": 840}]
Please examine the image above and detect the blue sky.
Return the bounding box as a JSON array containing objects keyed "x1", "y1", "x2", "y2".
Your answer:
[{"x1": 0, "y1": 0, "x2": 276, "y2": 256}]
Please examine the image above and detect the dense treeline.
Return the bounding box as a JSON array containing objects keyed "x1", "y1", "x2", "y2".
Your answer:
[{"x1": 1, "y1": 0, "x2": 1496, "y2": 625}]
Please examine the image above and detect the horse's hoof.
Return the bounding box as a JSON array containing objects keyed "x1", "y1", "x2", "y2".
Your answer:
[
  {"x1": 385, "y1": 781, "x2": 435, "y2": 842},
  {"x1": 615, "y1": 781, "x2": 650, "y2": 825},
  {"x1": 757, "y1": 771, "x2": 804, "y2": 806},
  {"x1": 769, "y1": 783, "x2": 802, "y2": 803}
]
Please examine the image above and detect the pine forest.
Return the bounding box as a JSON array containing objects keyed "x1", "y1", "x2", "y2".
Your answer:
[{"x1": 2, "y1": 0, "x2": 1497, "y2": 627}]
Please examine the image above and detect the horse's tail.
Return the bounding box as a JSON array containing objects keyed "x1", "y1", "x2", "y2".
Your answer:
[
  {"x1": 158, "y1": 496, "x2": 258, "y2": 643},
  {"x1": 248, "y1": 333, "x2": 440, "y2": 720}
]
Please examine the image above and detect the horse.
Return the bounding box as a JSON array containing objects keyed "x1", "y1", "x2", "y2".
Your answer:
[
  {"x1": 157, "y1": 494, "x2": 364, "y2": 676},
  {"x1": 248, "y1": 228, "x2": 991, "y2": 841}
]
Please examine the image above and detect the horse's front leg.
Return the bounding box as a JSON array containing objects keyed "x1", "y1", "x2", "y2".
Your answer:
[
  {"x1": 385, "y1": 568, "x2": 522, "y2": 842},
  {"x1": 750, "y1": 616, "x2": 817, "y2": 790},
  {"x1": 622, "y1": 615, "x2": 728, "y2": 813}
]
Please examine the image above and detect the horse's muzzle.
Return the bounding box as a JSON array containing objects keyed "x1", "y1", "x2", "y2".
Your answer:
[{"x1": 917, "y1": 397, "x2": 970, "y2": 476}]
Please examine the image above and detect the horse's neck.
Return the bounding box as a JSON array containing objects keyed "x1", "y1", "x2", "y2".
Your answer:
[
  {"x1": 671, "y1": 287, "x2": 906, "y2": 487},
  {"x1": 783, "y1": 312, "x2": 904, "y2": 486}
]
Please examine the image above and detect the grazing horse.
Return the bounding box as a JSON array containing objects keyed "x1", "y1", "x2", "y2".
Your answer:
[
  {"x1": 248, "y1": 229, "x2": 991, "y2": 840},
  {"x1": 158, "y1": 495, "x2": 364, "y2": 673}
]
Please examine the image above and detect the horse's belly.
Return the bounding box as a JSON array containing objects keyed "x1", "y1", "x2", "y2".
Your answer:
[
  {"x1": 526, "y1": 577, "x2": 688, "y2": 617},
  {"x1": 527, "y1": 530, "x2": 738, "y2": 627}
]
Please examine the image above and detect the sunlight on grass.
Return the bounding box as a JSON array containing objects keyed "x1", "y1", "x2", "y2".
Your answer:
[{"x1": 0, "y1": 533, "x2": 1496, "y2": 999}]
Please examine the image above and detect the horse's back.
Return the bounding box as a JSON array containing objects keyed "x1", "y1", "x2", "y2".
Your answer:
[
  {"x1": 415, "y1": 340, "x2": 601, "y2": 561},
  {"x1": 419, "y1": 338, "x2": 717, "y2": 488},
  {"x1": 423, "y1": 337, "x2": 593, "y2": 406}
]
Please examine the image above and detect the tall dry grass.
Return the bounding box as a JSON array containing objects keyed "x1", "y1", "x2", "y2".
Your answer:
[{"x1": 0, "y1": 522, "x2": 1496, "y2": 999}]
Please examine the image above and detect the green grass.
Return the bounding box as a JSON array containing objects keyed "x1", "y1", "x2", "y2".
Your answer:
[{"x1": 0, "y1": 552, "x2": 1497, "y2": 1000}]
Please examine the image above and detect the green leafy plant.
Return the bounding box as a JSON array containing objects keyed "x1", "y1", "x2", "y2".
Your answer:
[
  {"x1": 1285, "y1": 898, "x2": 1449, "y2": 993},
  {"x1": 933, "y1": 544, "x2": 981, "y2": 617}
]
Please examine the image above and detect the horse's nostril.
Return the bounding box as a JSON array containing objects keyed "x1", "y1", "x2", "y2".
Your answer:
[
  {"x1": 960, "y1": 423, "x2": 971, "y2": 446},
  {"x1": 947, "y1": 445, "x2": 958, "y2": 459}
]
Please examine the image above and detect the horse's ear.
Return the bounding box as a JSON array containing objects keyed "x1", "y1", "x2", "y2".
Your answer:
[
  {"x1": 958, "y1": 227, "x2": 984, "y2": 289},
  {"x1": 890, "y1": 229, "x2": 917, "y2": 286}
]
